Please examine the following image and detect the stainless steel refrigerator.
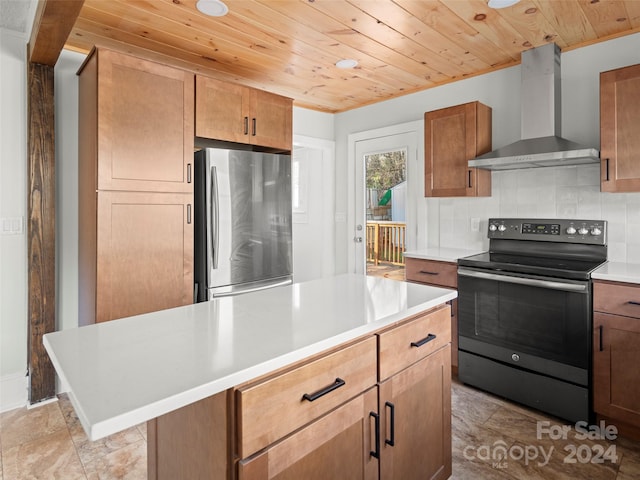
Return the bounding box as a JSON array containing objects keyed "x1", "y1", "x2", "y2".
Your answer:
[{"x1": 194, "y1": 148, "x2": 292, "y2": 301}]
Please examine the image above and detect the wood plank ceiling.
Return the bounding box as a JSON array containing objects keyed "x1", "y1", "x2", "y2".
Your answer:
[{"x1": 64, "y1": 0, "x2": 640, "y2": 113}]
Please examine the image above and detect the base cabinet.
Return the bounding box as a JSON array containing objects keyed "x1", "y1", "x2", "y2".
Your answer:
[
  {"x1": 238, "y1": 388, "x2": 378, "y2": 480},
  {"x1": 380, "y1": 346, "x2": 452, "y2": 480},
  {"x1": 593, "y1": 280, "x2": 640, "y2": 438},
  {"x1": 148, "y1": 391, "x2": 231, "y2": 480},
  {"x1": 405, "y1": 257, "x2": 459, "y2": 369},
  {"x1": 148, "y1": 306, "x2": 452, "y2": 480}
]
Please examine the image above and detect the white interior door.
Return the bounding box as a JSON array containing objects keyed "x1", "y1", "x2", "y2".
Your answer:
[
  {"x1": 350, "y1": 128, "x2": 418, "y2": 274},
  {"x1": 292, "y1": 135, "x2": 336, "y2": 282}
]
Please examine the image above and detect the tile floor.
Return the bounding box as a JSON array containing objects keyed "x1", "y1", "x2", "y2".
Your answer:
[
  {"x1": 0, "y1": 394, "x2": 146, "y2": 480},
  {"x1": 2, "y1": 381, "x2": 639, "y2": 479}
]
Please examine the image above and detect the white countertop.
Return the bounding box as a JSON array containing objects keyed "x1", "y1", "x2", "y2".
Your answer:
[
  {"x1": 404, "y1": 247, "x2": 484, "y2": 263},
  {"x1": 592, "y1": 261, "x2": 640, "y2": 284},
  {"x1": 44, "y1": 274, "x2": 456, "y2": 441}
]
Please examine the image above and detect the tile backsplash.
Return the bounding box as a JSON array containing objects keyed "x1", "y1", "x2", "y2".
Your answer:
[{"x1": 426, "y1": 164, "x2": 640, "y2": 263}]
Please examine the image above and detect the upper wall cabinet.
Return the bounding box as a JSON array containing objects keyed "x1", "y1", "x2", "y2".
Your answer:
[
  {"x1": 600, "y1": 63, "x2": 640, "y2": 192},
  {"x1": 424, "y1": 101, "x2": 492, "y2": 197},
  {"x1": 195, "y1": 76, "x2": 293, "y2": 151},
  {"x1": 82, "y1": 48, "x2": 194, "y2": 193}
]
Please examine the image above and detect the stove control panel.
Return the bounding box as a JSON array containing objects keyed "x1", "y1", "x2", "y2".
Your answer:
[{"x1": 487, "y1": 218, "x2": 607, "y2": 245}]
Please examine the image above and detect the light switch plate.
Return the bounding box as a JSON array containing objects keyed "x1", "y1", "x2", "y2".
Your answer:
[{"x1": 1, "y1": 216, "x2": 24, "y2": 235}]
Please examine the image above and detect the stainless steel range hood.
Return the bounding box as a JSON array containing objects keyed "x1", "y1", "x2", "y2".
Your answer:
[{"x1": 469, "y1": 43, "x2": 599, "y2": 171}]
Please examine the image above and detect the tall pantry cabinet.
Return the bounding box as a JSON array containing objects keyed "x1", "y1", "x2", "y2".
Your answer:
[{"x1": 78, "y1": 48, "x2": 194, "y2": 325}]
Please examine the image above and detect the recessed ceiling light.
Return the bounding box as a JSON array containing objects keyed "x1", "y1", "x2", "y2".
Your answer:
[
  {"x1": 336, "y1": 59, "x2": 358, "y2": 69},
  {"x1": 196, "y1": 0, "x2": 229, "y2": 17},
  {"x1": 488, "y1": 0, "x2": 520, "y2": 8}
]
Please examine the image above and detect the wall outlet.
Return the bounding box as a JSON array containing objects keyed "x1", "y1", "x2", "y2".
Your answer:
[
  {"x1": 471, "y1": 217, "x2": 480, "y2": 232},
  {"x1": 1, "y1": 216, "x2": 24, "y2": 235}
]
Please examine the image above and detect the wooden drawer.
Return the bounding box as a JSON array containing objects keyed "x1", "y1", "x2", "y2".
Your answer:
[
  {"x1": 594, "y1": 281, "x2": 640, "y2": 319},
  {"x1": 378, "y1": 305, "x2": 451, "y2": 381},
  {"x1": 405, "y1": 258, "x2": 457, "y2": 288},
  {"x1": 236, "y1": 336, "x2": 377, "y2": 458}
]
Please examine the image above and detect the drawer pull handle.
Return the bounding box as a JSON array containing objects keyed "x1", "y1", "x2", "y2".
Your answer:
[
  {"x1": 419, "y1": 270, "x2": 439, "y2": 275},
  {"x1": 302, "y1": 378, "x2": 345, "y2": 402},
  {"x1": 411, "y1": 333, "x2": 436, "y2": 348},
  {"x1": 627, "y1": 301, "x2": 640, "y2": 306},
  {"x1": 370, "y1": 412, "x2": 380, "y2": 459},
  {"x1": 385, "y1": 401, "x2": 395, "y2": 447}
]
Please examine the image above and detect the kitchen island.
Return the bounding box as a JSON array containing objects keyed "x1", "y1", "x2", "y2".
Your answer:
[{"x1": 44, "y1": 274, "x2": 456, "y2": 479}]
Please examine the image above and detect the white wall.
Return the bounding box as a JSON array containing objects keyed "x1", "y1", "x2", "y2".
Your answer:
[
  {"x1": 55, "y1": 50, "x2": 85, "y2": 336},
  {"x1": 293, "y1": 107, "x2": 334, "y2": 141},
  {"x1": 335, "y1": 33, "x2": 640, "y2": 271},
  {"x1": 0, "y1": 29, "x2": 29, "y2": 410}
]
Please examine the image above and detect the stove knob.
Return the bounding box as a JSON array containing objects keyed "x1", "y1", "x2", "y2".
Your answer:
[
  {"x1": 578, "y1": 227, "x2": 589, "y2": 235},
  {"x1": 489, "y1": 224, "x2": 497, "y2": 232},
  {"x1": 566, "y1": 226, "x2": 577, "y2": 235},
  {"x1": 498, "y1": 225, "x2": 507, "y2": 232},
  {"x1": 591, "y1": 227, "x2": 602, "y2": 236}
]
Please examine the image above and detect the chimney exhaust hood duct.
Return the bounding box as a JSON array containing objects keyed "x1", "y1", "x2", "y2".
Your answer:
[{"x1": 469, "y1": 43, "x2": 599, "y2": 171}]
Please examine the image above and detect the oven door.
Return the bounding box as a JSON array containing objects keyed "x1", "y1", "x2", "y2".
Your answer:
[{"x1": 457, "y1": 266, "x2": 591, "y2": 386}]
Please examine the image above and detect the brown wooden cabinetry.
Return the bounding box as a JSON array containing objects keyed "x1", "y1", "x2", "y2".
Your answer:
[
  {"x1": 148, "y1": 305, "x2": 452, "y2": 480},
  {"x1": 405, "y1": 257, "x2": 459, "y2": 369},
  {"x1": 238, "y1": 387, "x2": 379, "y2": 480},
  {"x1": 236, "y1": 337, "x2": 378, "y2": 458},
  {"x1": 593, "y1": 280, "x2": 640, "y2": 438},
  {"x1": 148, "y1": 391, "x2": 231, "y2": 480},
  {"x1": 195, "y1": 75, "x2": 293, "y2": 151},
  {"x1": 377, "y1": 305, "x2": 452, "y2": 480},
  {"x1": 600, "y1": 63, "x2": 640, "y2": 192},
  {"x1": 78, "y1": 48, "x2": 194, "y2": 324},
  {"x1": 94, "y1": 192, "x2": 193, "y2": 323},
  {"x1": 83, "y1": 48, "x2": 194, "y2": 193},
  {"x1": 424, "y1": 101, "x2": 492, "y2": 197},
  {"x1": 379, "y1": 347, "x2": 452, "y2": 480}
]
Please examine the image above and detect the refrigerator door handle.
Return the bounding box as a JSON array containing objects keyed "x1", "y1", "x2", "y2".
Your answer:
[{"x1": 210, "y1": 165, "x2": 219, "y2": 270}]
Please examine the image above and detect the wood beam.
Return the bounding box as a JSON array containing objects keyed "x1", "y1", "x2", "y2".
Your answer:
[
  {"x1": 27, "y1": 62, "x2": 56, "y2": 404},
  {"x1": 29, "y1": 0, "x2": 85, "y2": 65}
]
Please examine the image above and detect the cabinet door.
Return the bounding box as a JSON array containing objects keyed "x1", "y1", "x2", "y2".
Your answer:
[
  {"x1": 95, "y1": 191, "x2": 193, "y2": 322},
  {"x1": 250, "y1": 88, "x2": 293, "y2": 151},
  {"x1": 600, "y1": 63, "x2": 640, "y2": 192},
  {"x1": 379, "y1": 345, "x2": 452, "y2": 480},
  {"x1": 195, "y1": 75, "x2": 252, "y2": 144},
  {"x1": 593, "y1": 312, "x2": 640, "y2": 427},
  {"x1": 238, "y1": 387, "x2": 378, "y2": 480},
  {"x1": 97, "y1": 49, "x2": 194, "y2": 193},
  {"x1": 424, "y1": 102, "x2": 491, "y2": 197}
]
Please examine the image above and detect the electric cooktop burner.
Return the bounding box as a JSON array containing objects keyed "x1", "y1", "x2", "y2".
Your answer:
[
  {"x1": 458, "y1": 252, "x2": 605, "y2": 281},
  {"x1": 458, "y1": 218, "x2": 608, "y2": 281}
]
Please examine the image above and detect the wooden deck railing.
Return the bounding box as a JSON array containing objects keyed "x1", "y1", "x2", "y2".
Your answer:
[{"x1": 366, "y1": 222, "x2": 406, "y2": 266}]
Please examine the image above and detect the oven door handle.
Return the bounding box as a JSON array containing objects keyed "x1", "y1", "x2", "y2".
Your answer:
[{"x1": 457, "y1": 268, "x2": 588, "y2": 293}]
